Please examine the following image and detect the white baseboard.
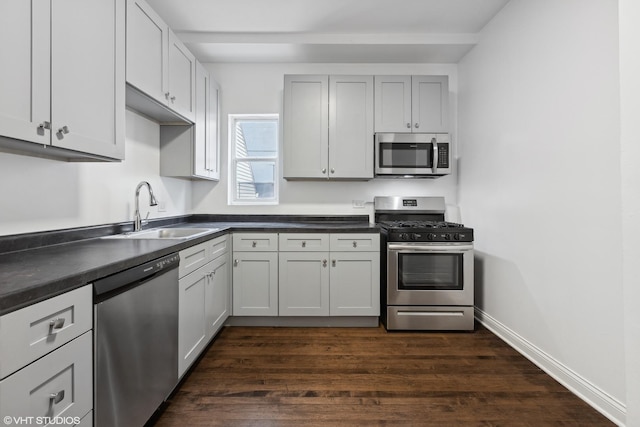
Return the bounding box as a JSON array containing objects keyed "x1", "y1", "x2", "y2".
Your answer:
[{"x1": 475, "y1": 308, "x2": 626, "y2": 426}]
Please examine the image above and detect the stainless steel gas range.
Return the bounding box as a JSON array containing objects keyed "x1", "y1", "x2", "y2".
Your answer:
[{"x1": 375, "y1": 196, "x2": 475, "y2": 331}]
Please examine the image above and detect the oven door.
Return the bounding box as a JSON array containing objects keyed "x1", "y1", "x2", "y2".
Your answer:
[{"x1": 387, "y1": 242, "x2": 473, "y2": 306}]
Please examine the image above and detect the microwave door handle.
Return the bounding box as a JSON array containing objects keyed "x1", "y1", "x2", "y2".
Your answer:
[{"x1": 432, "y1": 138, "x2": 438, "y2": 174}]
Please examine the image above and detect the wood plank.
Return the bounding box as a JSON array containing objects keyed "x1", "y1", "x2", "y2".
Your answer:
[{"x1": 150, "y1": 325, "x2": 614, "y2": 426}]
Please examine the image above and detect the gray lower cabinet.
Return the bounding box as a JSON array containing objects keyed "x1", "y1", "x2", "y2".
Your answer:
[
  {"x1": 232, "y1": 233, "x2": 279, "y2": 316},
  {"x1": 232, "y1": 232, "x2": 380, "y2": 318},
  {"x1": 178, "y1": 235, "x2": 230, "y2": 377},
  {"x1": 0, "y1": 285, "x2": 93, "y2": 424},
  {"x1": 279, "y1": 233, "x2": 380, "y2": 316}
]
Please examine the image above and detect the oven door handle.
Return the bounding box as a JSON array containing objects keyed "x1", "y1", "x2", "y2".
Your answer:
[{"x1": 388, "y1": 243, "x2": 474, "y2": 252}]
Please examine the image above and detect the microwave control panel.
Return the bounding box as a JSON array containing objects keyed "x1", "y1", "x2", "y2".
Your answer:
[{"x1": 437, "y1": 143, "x2": 450, "y2": 168}]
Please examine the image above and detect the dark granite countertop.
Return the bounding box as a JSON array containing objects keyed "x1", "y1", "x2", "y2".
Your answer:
[{"x1": 0, "y1": 215, "x2": 379, "y2": 316}]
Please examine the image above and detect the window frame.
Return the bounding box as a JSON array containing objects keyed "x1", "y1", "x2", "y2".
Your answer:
[{"x1": 227, "y1": 113, "x2": 280, "y2": 206}]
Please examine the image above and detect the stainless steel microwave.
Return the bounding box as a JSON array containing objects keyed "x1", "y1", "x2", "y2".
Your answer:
[{"x1": 374, "y1": 133, "x2": 451, "y2": 177}]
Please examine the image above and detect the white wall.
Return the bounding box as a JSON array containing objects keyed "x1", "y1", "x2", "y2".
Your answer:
[
  {"x1": 0, "y1": 109, "x2": 191, "y2": 236},
  {"x1": 458, "y1": 0, "x2": 625, "y2": 424},
  {"x1": 619, "y1": 0, "x2": 640, "y2": 425},
  {"x1": 195, "y1": 63, "x2": 461, "y2": 221}
]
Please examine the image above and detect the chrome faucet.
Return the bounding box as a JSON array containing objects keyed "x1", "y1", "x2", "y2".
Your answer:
[{"x1": 133, "y1": 181, "x2": 158, "y2": 232}]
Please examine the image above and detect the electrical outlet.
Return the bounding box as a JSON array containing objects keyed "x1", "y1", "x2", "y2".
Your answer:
[
  {"x1": 158, "y1": 200, "x2": 167, "y2": 212},
  {"x1": 352, "y1": 200, "x2": 365, "y2": 208}
]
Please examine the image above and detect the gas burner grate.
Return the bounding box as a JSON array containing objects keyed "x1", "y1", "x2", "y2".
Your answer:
[{"x1": 379, "y1": 220, "x2": 465, "y2": 229}]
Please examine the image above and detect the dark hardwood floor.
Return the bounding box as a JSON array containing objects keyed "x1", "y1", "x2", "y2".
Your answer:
[{"x1": 152, "y1": 324, "x2": 614, "y2": 426}]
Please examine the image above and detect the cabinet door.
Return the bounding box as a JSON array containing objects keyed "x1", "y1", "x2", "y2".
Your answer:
[
  {"x1": 168, "y1": 30, "x2": 196, "y2": 122},
  {"x1": 207, "y1": 77, "x2": 221, "y2": 180},
  {"x1": 193, "y1": 61, "x2": 210, "y2": 178},
  {"x1": 206, "y1": 253, "x2": 230, "y2": 339},
  {"x1": 0, "y1": 0, "x2": 50, "y2": 145},
  {"x1": 374, "y1": 75, "x2": 411, "y2": 133},
  {"x1": 411, "y1": 76, "x2": 449, "y2": 133},
  {"x1": 330, "y1": 252, "x2": 380, "y2": 316},
  {"x1": 51, "y1": 0, "x2": 125, "y2": 159},
  {"x1": 178, "y1": 266, "x2": 207, "y2": 377},
  {"x1": 329, "y1": 76, "x2": 374, "y2": 179},
  {"x1": 279, "y1": 252, "x2": 330, "y2": 316},
  {"x1": 283, "y1": 75, "x2": 329, "y2": 179},
  {"x1": 126, "y1": 0, "x2": 168, "y2": 104},
  {"x1": 232, "y1": 252, "x2": 278, "y2": 316}
]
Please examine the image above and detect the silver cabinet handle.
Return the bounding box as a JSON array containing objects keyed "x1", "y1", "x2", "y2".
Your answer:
[
  {"x1": 234, "y1": 259, "x2": 239, "y2": 267},
  {"x1": 406, "y1": 123, "x2": 411, "y2": 129},
  {"x1": 321, "y1": 168, "x2": 327, "y2": 174},
  {"x1": 252, "y1": 241, "x2": 257, "y2": 248},
  {"x1": 38, "y1": 121, "x2": 51, "y2": 130},
  {"x1": 165, "y1": 92, "x2": 170, "y2": 100},
  {"x1": 302, "y1": 241, "x2": 306, "y2": 248},
  {"x1": 431, "y1": 137, "x2": 438, "y2": 174},
  {"x1": 49, "y1": 390, "x2": 65, "y2": 406},
  {"x1": 58, "y1": 125, "x2": 69, "y2": 135},
  {"x1": 352, "y1": 241, "x2": 358, "y2": 248},
  {"x1": 332, "y1": 260, "x2": 336, "y2": 267},
  {"x1": 415, "y1": 123, "x2": 420, "y2": 129},
  {"x1": 49, "y1": 318, "x2": 65, "y2": 334},
  {"x1": 322, "y1": 259, "x2": 327, "y2": 267},
  {"x1": 170, "y1": 96, "x2": 176, "y2": 102},
  {"x1": 330, "y1": 168, "x2": 335, "y2": 174}
]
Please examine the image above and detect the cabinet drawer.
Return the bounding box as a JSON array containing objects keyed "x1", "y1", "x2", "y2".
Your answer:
[
  {"x1": 0, "y1": 331, "x2": 93, "y2": 422},
  {"x1": 208, "y1": 234, "x2": 229, "y2": 260},
  {"x1": 233, "y1": 233, "x2": 278, "y2": 251},
  {"x1": 330, "y1": 233, "x2": 380, "y2": 252},
  {"x1": 179, "y1": 241, "x2": 209, "y2": 278},
  {"x1": 279, "y1": 233, "x2": 329, "y2": 251},
  {"x1": 0, "y1": 285, "x2": 92, "y2": 379}
]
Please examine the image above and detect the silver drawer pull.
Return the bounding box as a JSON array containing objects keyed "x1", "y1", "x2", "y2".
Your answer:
[
  {"x1": 49, "y1": 390, "x2": 65, "y2": 405},
  {"x1": 252, "y1": 241, "x2": 257, "y2": 248},
  {"x1": 234, "y1": 259, "x2": 239, "y2": 267},
  {"x1": 302, "y1": 241, "x2": 306, "y2": 248},
  {"x1": 322, "y1": 260, "x2": 327, "y2": 267},
  {"x1": 332, "y1": 260, "x2": 336, "y2": 267},
  {"x1": 353, "y1": 241, "x2": 358, "y2": 248},
  {"x1": 48, "y1": 318, "x2": 65, "y2": 334}
]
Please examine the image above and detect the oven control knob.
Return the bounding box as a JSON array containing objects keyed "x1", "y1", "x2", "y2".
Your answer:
[
  {"x1": 399, "y1": 233, "x2": 409, "y2": 240},
  {"x1": 410, "y1": 233, "x2": 418, "y2": 241},
  {"x1": 444, "y1": 234, "x2": 451, "y2": 241},
  {"x1": 454, "y1": 233, "x2": 460, "y2": 241},
  {"x1": 427, "y1": 233, "x2": 436, "y2": 241}
]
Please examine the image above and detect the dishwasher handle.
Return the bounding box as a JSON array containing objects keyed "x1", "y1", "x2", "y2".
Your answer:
[{"x1": 93, "y1": 252, "x2": 180, "y2": 297}]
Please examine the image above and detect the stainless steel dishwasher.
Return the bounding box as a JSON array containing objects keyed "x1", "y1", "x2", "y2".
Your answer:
[{"x1": 93, "y1": 252, "x2": 180, "y2": 427}]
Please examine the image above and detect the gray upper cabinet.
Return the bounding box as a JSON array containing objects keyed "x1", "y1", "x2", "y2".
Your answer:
[
  {"x1": 283, "y1": 75, "x2": 373, "y2": 180},
  {"x1": 283, "y1": 75, "x2": 329, "y2": 179},
  {"x1": 374, "y1": 75, "x2": 449, "y2": 133},
  {"x1": 329, "y1": 75, "x2": 374, "y2": 179},
  {"x1": 160, "y1": 61, "x2": 220, "y2": 180},
  {"x1": 0, "y1": 0, "x2": 125, "y2": 161},
  {"x1": 126, "y1": 0, "x2": 195, "y2": 123}
]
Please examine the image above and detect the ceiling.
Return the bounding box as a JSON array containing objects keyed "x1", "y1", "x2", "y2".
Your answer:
[{"x1": 146, "y1": 0, "x2": 510, "y2": 63}]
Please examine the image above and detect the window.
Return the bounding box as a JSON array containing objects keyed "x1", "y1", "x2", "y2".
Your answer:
[{"x1": 228, "y1": 114, "x2": 279, "y2": 205}]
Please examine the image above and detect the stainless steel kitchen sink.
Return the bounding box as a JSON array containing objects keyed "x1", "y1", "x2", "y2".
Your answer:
[{"x1": 103, "y1": 227, "x2": 219, "y2": 240}]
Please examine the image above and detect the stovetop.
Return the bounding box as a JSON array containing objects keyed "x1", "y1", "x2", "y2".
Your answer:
[
  {"x1": 378, "y1": 220, "x2": 474, "y2": 243},
  {"x1": 378, "y1": 220, "x2": 465, "y2": 229},
  {"x1": 374, "y1": 196, "x2": 474, "y2": 243}
]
